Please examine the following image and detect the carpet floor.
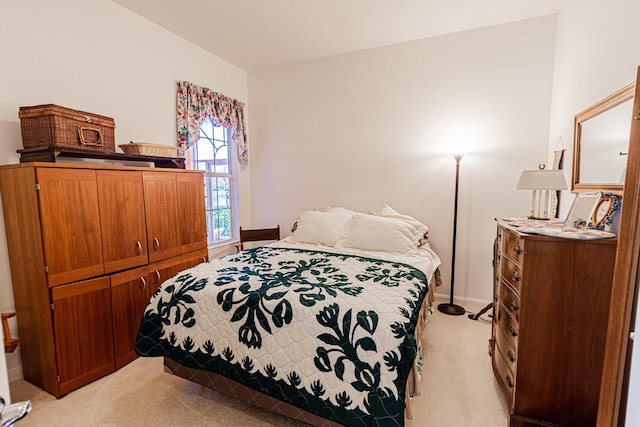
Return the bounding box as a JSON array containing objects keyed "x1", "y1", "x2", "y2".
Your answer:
[{"x1": 9, "y1": 299, "x2": 508, "y2": 426}]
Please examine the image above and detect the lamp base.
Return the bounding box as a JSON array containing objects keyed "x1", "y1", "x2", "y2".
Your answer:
[
  {"x1": 437, "y1": 302, "x2": 466, "y2": 316},
  {"x1": 528, "y1": 215, "x2": 551, "y2": 220}
]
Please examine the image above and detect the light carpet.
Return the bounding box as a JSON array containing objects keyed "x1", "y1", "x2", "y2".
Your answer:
[{"x1": 9, "y1": 299, "x2": 508, "y2": 426}]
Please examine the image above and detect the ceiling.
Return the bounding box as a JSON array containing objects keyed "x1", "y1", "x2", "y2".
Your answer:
[{"x1": 113, "y1": 0, "x2": 565, "y2": 71}]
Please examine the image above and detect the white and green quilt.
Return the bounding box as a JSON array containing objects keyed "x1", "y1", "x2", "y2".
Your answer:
[{"x1": 135, "y1": 246, "x2": 436, "y2": 426}]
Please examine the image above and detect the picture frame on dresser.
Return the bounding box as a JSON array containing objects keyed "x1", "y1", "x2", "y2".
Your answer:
[
  {"x1": 562, "y1": 191, "x2": 601, "y2": 231},
  {"x1": 591, "y1": 193, "x2": 623, "y2": 233}
]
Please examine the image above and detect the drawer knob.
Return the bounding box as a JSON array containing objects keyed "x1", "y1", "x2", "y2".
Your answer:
[
  {"x1": 513, "y1": 246, "x2": 522, "y2": 255},
  {"x1": 510, "y1": 300, "x2": 519, "y2": 311},
  {"x1": 509, "y1": 325, "x2": 518, "y2": 337},
  {"x1": 507, "y1": 350, "x2": 516, "y2": 363},
  {"x1": 505, "y1": 375, "x2": 513, "y2": 388},
  {"x1": 511, "y1": 271, "x2": 520, "y2": 282}
]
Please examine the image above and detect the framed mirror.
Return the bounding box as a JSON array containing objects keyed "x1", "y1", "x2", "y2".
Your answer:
[{"x1": 572, "y1": 82, "x2": 635, "y2": 194}]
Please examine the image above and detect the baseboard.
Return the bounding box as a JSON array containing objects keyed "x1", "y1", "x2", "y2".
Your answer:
[
  {"x1": 8, "y1": 365, "x2": 22, "y2": 383},
  {"x1": 433, "y1": 293, "x2": 492, "y2": 307}
]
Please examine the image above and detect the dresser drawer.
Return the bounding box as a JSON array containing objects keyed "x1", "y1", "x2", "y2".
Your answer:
[
  {"x1": 495, "y1": 322, "x2": 518, "y2": 371},
  {"x1": 496, "y1": 302, "x2": 519, "y2": 347},
  {"x1": 498, "y1": 280, "x2": 520, "y2": 323},
  {"x1": 501, "y1": 228, "x2": 524, "y2": 264},
  {"x1": 494, "y1": 345, "x2": 516, "y2": 405},
  {"x1": 496, "y1": 225, "x2": 504, "y2": 253},
  {"x1": 500, "y1": 255, "x2": 522, "y2": 294}
]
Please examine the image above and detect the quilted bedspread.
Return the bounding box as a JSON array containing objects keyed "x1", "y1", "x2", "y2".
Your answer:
[{"x1": 135, "y1": 246, "x2": 433, "y2": 426}]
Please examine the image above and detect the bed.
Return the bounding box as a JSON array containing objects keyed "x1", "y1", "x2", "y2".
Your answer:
[{"x1": 135, "y1": 206, "x2": 441, "y2": 426}]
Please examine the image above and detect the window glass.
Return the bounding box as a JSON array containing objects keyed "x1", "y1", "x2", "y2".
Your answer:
[{"x1": 189, "y1": 118, "x2": 236, "y2": 245}]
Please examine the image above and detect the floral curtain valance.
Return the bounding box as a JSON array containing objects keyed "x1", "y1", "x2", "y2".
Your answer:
[{"x1": 176, "y1": 80, "x2": 248, "y2": 168}]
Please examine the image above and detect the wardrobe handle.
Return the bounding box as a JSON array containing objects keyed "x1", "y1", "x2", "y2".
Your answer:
[
  {"x1": 507, "y1": 350, "x2": 516, "y2": 363},
  {"x1": 505, "y1": 375, "x2": 513, "y2": 388},
  {"x1": 135, "y1": 240, "x2": 142, "y2": 255},
  {"x1": 511, "y1": 271, "x2": 520, "y2": 282},
  {"x1": 140, "y1": 277, "x2": 147, "y2": 292},
  {"x1": 155, "y1": 270, "x2": 161, "y2": 283},
  {"x1": 513, "y1": 246, "x2": 522, "y2": 255},
  {"x1": 153, "y1": 237, "x2": 160, "y2": 251},
  {"x1": 509, "y1": 325, "x2": 518, "y2": 337},
  {"x1": 510, "y1": 300, "x2": 519, "y2": 311}
]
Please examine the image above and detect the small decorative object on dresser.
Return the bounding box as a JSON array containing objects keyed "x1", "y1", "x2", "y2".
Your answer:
[
  {"x1": 562, "y1": 191, "x2": 602, "y2": 231},
  {"x1": 491, "y1": 219, "x2": 616, "y2": 427},
  {"x1": 591, "y1": 192, "x2": 622, "y2": 233}
]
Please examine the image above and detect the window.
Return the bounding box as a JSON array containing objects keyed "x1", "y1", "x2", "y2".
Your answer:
[{"x1": 188, "y1": 118, "x2": 238, "y2": 246}]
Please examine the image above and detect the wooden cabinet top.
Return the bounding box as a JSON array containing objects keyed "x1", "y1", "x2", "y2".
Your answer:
[
  {"x1": 0, "y1": 161, "x2": 204, "y2": 174},
  {"x1": 17, "y1": 146, "x2": 186, "y2": 169}
]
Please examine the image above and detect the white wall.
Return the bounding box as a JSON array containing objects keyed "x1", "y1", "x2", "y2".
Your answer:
[
  {"x1": 548, "y1": 0, "x2": 640, "y2": 424},
  {"x1": 248, "y1": 16, "x2": 557, "y2": 304},
  {"x1": 0, "y1": 0, "x2": 250, "y2": 381},
  {"x1": 0, "y1": 340, "x2": 7, "y2": 403},
  {"x1": 547, "y1": 0, "x2": 640, "y2": 205}
]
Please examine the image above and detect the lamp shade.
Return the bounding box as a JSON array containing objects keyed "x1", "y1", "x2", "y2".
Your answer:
[{"x1": 516, "y1": 170, "x2": 568, "y2": 190}]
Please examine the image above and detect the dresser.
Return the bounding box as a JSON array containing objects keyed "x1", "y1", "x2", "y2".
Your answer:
[
  {"x1": 491, "y1": 220, "x2": 617, "y2": 427},
  {"x1": 0, "y1": 162, "x2": 208, "y2": 397}
]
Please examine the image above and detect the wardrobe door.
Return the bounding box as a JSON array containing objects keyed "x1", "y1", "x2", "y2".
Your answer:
[
  {"x1": 51, "y1": 277, "x2": 115, "y2": 396},
  {"x1": 181, "y1": 248, "x2": 209, "y2": 270},
  {"x1": 177, "y1": 172, "x2": 207, "y2": 253},
  {"x1": 36, "y1": 167, "x2": 104, "y2": 287},
  {"x1": 111, "y1": 266, "x2": 150, "y2": 370},
  {"x1": 147, "y1": 257, "x2": 185, "y2": 298},
  {"x1": 96, "y1": 170, "x2": 148, "y2": 273},
  {"x1": 143, "y1": 171, "x2": 181, "y2": 263}
]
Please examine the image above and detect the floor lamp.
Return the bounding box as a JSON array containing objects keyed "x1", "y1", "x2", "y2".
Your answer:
[{"x1": 438, "y1": 153, "x2": 466, "y2": 316}]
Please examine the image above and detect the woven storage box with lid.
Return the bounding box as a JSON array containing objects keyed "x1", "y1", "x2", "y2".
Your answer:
[
  {"x1": 119, "y1": 142, "x2": 177, "y2": 157},
  {"x1": 19, "y1": 104, "x2": 115, "y2": 153}
]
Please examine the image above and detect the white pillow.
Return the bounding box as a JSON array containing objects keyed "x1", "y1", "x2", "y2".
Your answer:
[
  {"x1": 325, "y1": 206, "x2": 358, "y2": 214},
  {"x1": 379, "y1": 204, "x2": 401, "y2": 216},
  {"x1": 338, "y1": 213, "x2": 416, "y2": 253},
  {"x1": 290, "y1": 211, "x2": 353, "y2": 246},
  {"x1": 373, "y1": 204, "x2": 428, "y2": 245}
]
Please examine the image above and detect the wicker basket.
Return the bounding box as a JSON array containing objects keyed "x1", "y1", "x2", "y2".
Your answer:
[
  {"x1": 119, "y1": 142, "x2": 177, "y2": 157},
  {"x1": 19, "y1": 104, "x2": 115, "y2": 152}
]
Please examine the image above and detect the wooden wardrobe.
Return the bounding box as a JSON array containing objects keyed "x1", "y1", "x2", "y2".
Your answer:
[{"x1": 0, "y1": 162, "x2": 208, "y2": 398}]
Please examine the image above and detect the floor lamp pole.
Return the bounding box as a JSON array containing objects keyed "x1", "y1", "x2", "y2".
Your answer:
[{"x1": 438, "y1": 154, "x2": 466, "y2": 316}]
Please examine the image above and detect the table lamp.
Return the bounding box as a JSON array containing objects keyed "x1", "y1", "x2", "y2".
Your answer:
[{"x1": 516, "y1": 166, "x2": 568, "y2": 219}]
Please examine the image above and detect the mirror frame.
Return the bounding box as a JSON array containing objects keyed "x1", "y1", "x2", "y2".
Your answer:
[{"x1": 572, "y1": 82, "x2": 635, "y2": 195}]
